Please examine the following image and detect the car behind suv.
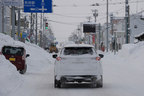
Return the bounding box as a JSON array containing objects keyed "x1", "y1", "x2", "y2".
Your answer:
[
  {"x1": 53, "y1": 44, "x2": 104, "y2": 88},
  {"x1": 2, "y1": 45, "x2": 30, "y2": 74}
]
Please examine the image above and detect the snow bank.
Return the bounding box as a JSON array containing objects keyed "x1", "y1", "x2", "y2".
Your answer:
[
  {"x1": 0, "y1": 34, "x2": 22, "y2": 96},
  {"x1": 0, "y1": 33, "x2": 53, "y2": 96},
  {"x1": 102, "y1": 41, "x2": 144, "y2": 67},
  {"x1": 0, "y1": 33, "x2": 53, "y2": 72},
  {"x1": 0, "y1": 55, "x2": 22, "y2": 96},
  {"x1": 101, "y1": 41, "x2": 144, "y2": 96},
  {"x1": 117, "y1": 41, "x2": 144, "y2": 63}
]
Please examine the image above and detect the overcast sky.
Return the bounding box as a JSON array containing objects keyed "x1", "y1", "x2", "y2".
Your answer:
[{"x1": 46, "y1": 0, "x2": 144, "y2": 42}]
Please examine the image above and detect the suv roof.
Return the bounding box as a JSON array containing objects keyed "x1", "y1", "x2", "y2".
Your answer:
[{"x1": 64, "y1": 44, "x2": 94, "y2": 48}]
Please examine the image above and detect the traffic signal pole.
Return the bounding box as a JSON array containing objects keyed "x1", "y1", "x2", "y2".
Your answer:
[{"x1": 92, "y1": 9, "x2": 98, "y2": 50}]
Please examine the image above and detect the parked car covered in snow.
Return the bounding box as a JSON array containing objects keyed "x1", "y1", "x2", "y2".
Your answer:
[
  {"x1": 53, "y1": 44, "x2": 104, "y2": 88},
  {"x1": 2, "y1": 45, "x2": 30, "y2": 74}
]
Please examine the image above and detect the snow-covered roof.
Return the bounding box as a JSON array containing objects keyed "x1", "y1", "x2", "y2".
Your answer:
[
  {"x1": 2, "y1": 45, "x2": 25, "y2": 48},
  {"x1": 64, "y1": 44, "x2": 94, "y2": 48}
]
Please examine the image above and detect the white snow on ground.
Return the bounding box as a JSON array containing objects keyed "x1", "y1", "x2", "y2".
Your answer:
[
  {"x1": 0, "y1": 55, "x2": 21, "y2": 96},
  {"x1": 0, "y1": 33, "x2": 144, "y2": 96}
]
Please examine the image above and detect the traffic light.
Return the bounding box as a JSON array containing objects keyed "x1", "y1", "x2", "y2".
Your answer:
[{"x1": 45, "y1": 23, "x2": 48, "y2": 29}]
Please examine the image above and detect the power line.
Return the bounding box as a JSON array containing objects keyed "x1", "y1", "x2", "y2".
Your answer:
[
  {"x1": 100, "y1": 0, "x2": 144, "y2": 6},
  {"x1": 52, "y1": 0, "x2": 144, "y2": 7},
  {"x1": 51, "y1": 13, "x2": 87, "y2": 18},
  {"x1": 47, "y1": 19, "x2": 78, "y2": 26}
]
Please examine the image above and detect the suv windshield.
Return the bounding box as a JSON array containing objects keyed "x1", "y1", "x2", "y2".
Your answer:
[
  {"x1": 63, "y1": 47, "x2": 93, "y2": 55},
  {"x1": 2, "y1": 46, "x2": 24, "y2": 56}
]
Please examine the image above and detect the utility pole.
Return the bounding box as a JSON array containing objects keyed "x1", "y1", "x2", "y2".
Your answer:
[
  {"x1": 106, "y1": 0, "x2": 109, "y2": 52},
  {"x1": 2, "y1": 4, "x2": 4, "y2": 34},
  {"x1": 17, "y1": 7, "x2": 21, "y2": 41},
  {"x1": 35, "y1": 13, "x2": 38, "y2": 44},
  {"x1": 92, "y1": 9, "x2": 98, "y2": 49},
  {"x1": 42, "y1": 13, "x2": 45, "y2": 48},
  {"x1": 32, "y1": 14, "x2": 35, "y2": 43},
  {"x1": 98, "y1": 23, "x2": 101, "y2": 49},
  {"x1": 110, "y1": 13, "x2": 114, "y2": 52},
  {"x1": 30, "y1": 13, "x2": 33, "y2": 43},
  {"x1": 110, "y1": 14, "x2": 114, "y2": 36},
  {"x1": 125, "y1": 0, "x2": 130, "y2": 43},
  {"x1": 42, "y1": 0, "x2": 45, "y2": 48},
  {"x1": 39, "y1": 13, "x2": 43, "y2": 47},
  {"x1": 11, "y1": 6, "x2": 15, "y2": 40},
  {"x1": 114, "y1": 30, "x2": 117, "y2": 55}
]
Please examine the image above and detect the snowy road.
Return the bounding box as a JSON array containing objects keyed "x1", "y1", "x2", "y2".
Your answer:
[
  {"x1": 1, "y1": 34, "x2": 144, "y2": 96},
  {"x1": 10, "y1": 53, "x2": 144, "y2": 96}
]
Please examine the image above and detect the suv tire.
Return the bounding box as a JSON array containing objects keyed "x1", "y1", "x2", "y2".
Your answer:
[
  {"x1": 19, "y1": 64, "x2": 27, "y2": 74},
  {"x1": 96, "y1": 75, "x2": 103, "y2": 88}
]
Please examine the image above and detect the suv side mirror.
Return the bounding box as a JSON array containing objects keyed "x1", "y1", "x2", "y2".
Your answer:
[
  {"x1": 26, "y1": 54, "x2": 30, "y2": 58},
  {"x1": 99, "y1": 54, "x2": 104, "y2": 58},
  {"x1": 53, "y1": 54, "x2": 57, "y2": 58}
]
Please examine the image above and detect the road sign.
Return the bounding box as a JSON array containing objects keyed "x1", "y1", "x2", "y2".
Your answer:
[
  {"x1": 24, "y1": 0, "x2": 52, "y2": 13},
  {"x1": 3, "y1": 0, "x2": 23, "y2": 7},
  {"x1": 22, "y1": 32, "x2": 27, "y2": 38}
]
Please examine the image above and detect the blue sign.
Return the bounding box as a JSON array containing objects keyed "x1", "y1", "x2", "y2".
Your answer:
[
  {"x1": 22, "y1": 32, "x2": 27, "y2": 38},
  {"x1": 24, "y1": 0, "x2": 52, "y2": 13}
]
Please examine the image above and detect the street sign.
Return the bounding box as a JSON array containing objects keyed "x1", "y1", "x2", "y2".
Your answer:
[
  {"x1": 83, "y1": 24, "x2": 96, "y2": 33},
  {"x1": 24, "y1": 0, "x2": 52, "y2": 13},
  {"x1": 3, "y1": 0, "x2": 23, "y2": 7},
  {"x1": 22, "y1": 32, "x2": 27, "y2": 38}
]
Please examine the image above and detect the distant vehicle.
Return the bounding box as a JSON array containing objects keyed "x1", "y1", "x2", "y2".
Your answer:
[
  {"x1": 53, "y1": 44, "x2": 104, "y2": 88},
  {"x1": 49, "y1": 43, "x2": 58, "y2": 53},
  {"x1": 2, "y1": 45, "x2": 30, "y2": 74}
]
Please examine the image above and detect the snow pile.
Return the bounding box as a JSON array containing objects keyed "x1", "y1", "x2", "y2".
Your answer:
[
  {"x1": 0, "y1": 33, "x2": 53, "y2": 96},
  {"x1": 118, "y1": 41, "x2": 144, "y2": 64},
  {"x1": 0, "y1": 33, "x2": 14, "y2": 50},
  {"x1": 102, "y1": 41, "x2": 144, "y2": 96},
  {"x1": 103, "y1": 41, "x2": 144, "y2": 70},
  {"x1": 1, "y1": 32, "x2": 144, "y2": 96},
  {"x1": 0, "y1": 55, "x2": 22, "y2": 96},
  {"x1": 0, "y1": 34, "x2": 22, "y2": 96},
  {"x1": 0, "y1": 33, "x2": 53, "y2": 72}
]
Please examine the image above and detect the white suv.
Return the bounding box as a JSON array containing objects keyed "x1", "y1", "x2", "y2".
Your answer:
[{"x1": 53, "y1": 44, "x2": 104, "y2": 88}]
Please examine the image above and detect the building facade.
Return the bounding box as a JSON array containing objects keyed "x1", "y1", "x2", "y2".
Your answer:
[{"x1": 0, "y1": 6, "x2": 11, "y2": 35}]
